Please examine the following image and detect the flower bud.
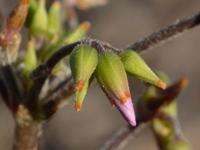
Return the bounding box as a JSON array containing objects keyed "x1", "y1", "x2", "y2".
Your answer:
[
  {"x1": 76, "y1": 0, "x2": 107, "y2": 10},
  {"x1": 47, "y1": 1, "x2": 62, "y2": 38},
  {"x1": 6, "y1": 0, "x2": 29, "y2": 32},
  {"x1": 96, "y1": 51, "x2": 136, "y2": 126},
  {"x1": 26, "y1": 0, "x2": 38, "y2": 27},
  {"x1": 0, "y1": 0, "x2": 29, "y2": 63},
  {"x1": 23, "y1": 39, "x2": 37, "y2": 77},
  {"x1": 63, "y1": 21, "x2": 91, "y2": 44},
  {"x1": 70, "y1": 45, "x2": 98, "y2": 111},
  {"x1": 120, "y1": 50, "x2": 166, "y2": 89},
  {"x1": 30, "y1": 0, "x2": 48, "y2": 36}
]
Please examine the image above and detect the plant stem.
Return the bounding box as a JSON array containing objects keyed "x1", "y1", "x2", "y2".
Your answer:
[
  {"x1": 126, "y1": 11, "x2": 200, "y2": 52},
  {"x1": 13, "y1": 122, "x2": 42, "y2": 150}
]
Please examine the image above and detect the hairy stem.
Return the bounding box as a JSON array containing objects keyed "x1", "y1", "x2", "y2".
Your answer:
[{"x1": 126, "y1": 11, "x2": 200, "y2": 52}]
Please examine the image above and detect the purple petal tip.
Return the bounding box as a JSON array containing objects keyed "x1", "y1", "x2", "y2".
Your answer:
[{"x1": 115, "y1": 98, "x2": 137, "y2": 126}]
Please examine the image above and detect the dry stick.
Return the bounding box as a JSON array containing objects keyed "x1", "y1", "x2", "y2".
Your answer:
[{"x1": 100, "y1": 78, "x2": 188, "y2": 150}]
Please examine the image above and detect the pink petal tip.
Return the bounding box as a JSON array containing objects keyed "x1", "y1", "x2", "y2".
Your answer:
[{"x1": 115, "y1": 98, "x2": 136, "y2": 127}]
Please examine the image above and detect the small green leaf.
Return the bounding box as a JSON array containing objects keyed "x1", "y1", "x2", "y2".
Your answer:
[{"x1": 63, "y1": 21, "x2": 91, "y2": 44}]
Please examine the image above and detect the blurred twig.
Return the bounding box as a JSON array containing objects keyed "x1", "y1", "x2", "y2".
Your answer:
[{"x1": 42, "y1": 79, "x2": 75, "y2": 119}]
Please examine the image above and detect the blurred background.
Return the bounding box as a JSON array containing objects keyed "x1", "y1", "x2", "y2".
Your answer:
[{"x1": 0, "y1": 0, "x2": 200, "y2": 149}]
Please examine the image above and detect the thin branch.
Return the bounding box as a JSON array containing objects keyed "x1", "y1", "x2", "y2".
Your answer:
[
  {"x1": 42, "y1": 80, "x2": 75, "y2": 119},
  {"x1": 100, "y1": 124, "x2": 146, "y2": 150},
  {"x1": 100, "y1": 78, "x2": 188, "y2": 150},
  {"x1": 43, "y1": 76, "x2": 73, "y2": 101},
  {"x1": 126, "y1": 11, "x2": 200, "y2": 52},
  {"x1": 31, "y1": 42, "x2": 80, "y2": 80}
]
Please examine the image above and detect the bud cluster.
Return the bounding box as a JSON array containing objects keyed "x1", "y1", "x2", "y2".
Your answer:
[{"x1": 70, "y1": 44, "x2": 167, "y2": 126}]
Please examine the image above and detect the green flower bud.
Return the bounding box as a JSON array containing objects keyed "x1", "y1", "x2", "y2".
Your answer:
[
  {"x1": 30, "y1": 0, "x2": 48, "y2": 36},
  {"x1": 63, "y1": 21, "x2": 91, "y2": 44},
  {"x1": 96, "y1": 51, "x2": 131, "y2": 104},
  {"x1": 26, "y1": 0, "x2": 38, "y2": 27},
  {"x1": 23, "y1": 39, "x2": 37, "y2": 77},
  {"x1": 96, "y1": 51, "x2": 136, "y2": 126},
  {"x1": 47, "y1": 1, "x2": 62, "y2": 38},
  {"x1": 121, "y1": 50, "x2": 166, "y2": 89},
  {"x1": 70, "y1": 45, "x2": 98, "y2": 111}
]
